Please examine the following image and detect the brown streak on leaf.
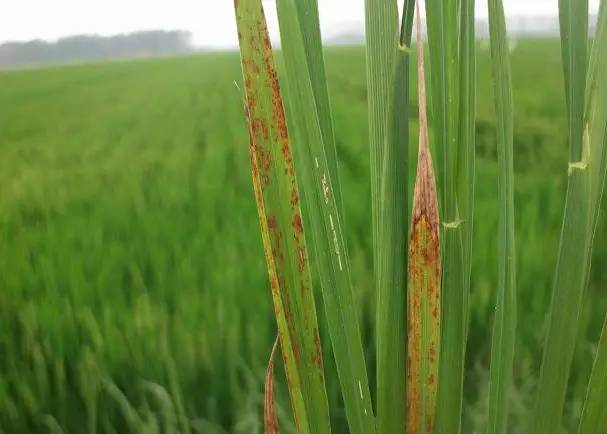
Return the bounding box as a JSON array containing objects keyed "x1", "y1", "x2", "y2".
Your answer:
[
  {"x1": 406, "y1": 6, "x2": 441, "y2": 434},
  {"x1": 235, "y1": 0, "x2": 328, "y2": 431}
]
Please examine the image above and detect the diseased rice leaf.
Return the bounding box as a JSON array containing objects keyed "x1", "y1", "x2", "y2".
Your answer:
[
  {"x1": 234, "y1": 2, "x2": 330, "y2": 433},
  {"x1": 406, "y1": 8, "x2": 441, "y2": 434}
]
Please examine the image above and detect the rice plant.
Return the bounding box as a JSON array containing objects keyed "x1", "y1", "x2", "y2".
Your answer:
[{"x1": 233, "y1": 0, "x2": 607, "y2": 433}]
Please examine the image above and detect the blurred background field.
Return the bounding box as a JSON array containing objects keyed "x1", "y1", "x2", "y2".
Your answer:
[{"x1": 1, "y1": 40, "x2": 606, "y2": 433}]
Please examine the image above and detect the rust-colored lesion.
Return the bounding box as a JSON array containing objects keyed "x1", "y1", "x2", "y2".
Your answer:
[
  {"x1": 235, "y1": 1, "x2": 328, "y2": 433},
  {"x1": 406, "y1": 5, "x2": 441, "y2": 434}
]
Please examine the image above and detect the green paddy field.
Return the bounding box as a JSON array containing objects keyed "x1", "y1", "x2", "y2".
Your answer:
[{"x1": 1, "y1": 40, "x2": 606, "y2": 433}]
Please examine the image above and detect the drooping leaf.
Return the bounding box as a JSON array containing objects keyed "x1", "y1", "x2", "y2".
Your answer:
[
  {"x1": 364, "y1": 0, "x2": 399, "y2": 268},
  {"x1": 406, "y1": 8, "x2": 441, "y2": 434},
  {"x1": 486, "y1": 0, "x2": 517, "y2": 432},
  {"x1": 234, "y1": 1, "x2": 330, "y2": 433}
]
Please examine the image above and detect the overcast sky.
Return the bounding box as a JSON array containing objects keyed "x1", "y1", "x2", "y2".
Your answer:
[{"x1": 0, "y1": 0, "x2": 601, "y2": 47}]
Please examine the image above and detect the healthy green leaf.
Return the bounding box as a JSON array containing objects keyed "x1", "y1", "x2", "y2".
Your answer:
[
  {"x1": 534, "y1": 1, "x2": 607, "y2": 432},
  {"x1": 559, "y1": 0, "x2": 589, "y2": 162},
  {"x1": 375, "y1": 2, "x2": 416, "y2": 433},
  {"x1": 486, "y1": 0, "x2": 517, "y2": 433},
  {"x1": 364, "y1": 0, "x2": 398, "y2": 264},
  {"x1": 234, "y1": 2, "x2": 331, "y2": 433},
  {"x1": 424, "y1": 1, "x2": 472, "y2": 432},
  {"x1": 577, "y1": 4, "x2": 607, "y2": 432},
  {"x1": 276, "y1": 1, "x2": 376, "y2": 433},
  {"x1": 364, "y1": 1, "x2": 404, "y2": 430},
  {"x1": 458, "y1": 0, "x2": 477, "y2": 326},
  {"x1": 283, "y1": 0, "x2": 344, "y2": 222}
]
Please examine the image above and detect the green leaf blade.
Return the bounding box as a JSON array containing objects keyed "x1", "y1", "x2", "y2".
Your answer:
[
  {"x1": 364, "y1": 1, "x2": 408, "y2": 430},
  {"x1": 375, "y1": 45, "x2": 409, "y2": 434},
  {"x1": 364, "y1": 0, "x2": 399, "y2": 264},
  {"x1": 276, "y1": 1, "x2": 376, "y2": 433},
  {"x1": 559, "y1": 0, "x2": 589, "y2": 162},
  {"x1": 374, "y1": 3, "x2": 417, "y2": 434},
  {"x1": 486, "y1": 1, "x2": 517, "y2": 433},
  {"x1": 424, "y1": 1, "x2": 473, "y2": 432},
  {"x1": 534, "y1": 2, "x2": 607, "y2": 432},
  {"x1": 577, "y1": 4, "x2": 607, "y2": 433}
]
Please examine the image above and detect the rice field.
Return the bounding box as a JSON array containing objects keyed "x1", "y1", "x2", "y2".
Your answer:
[{"x1": 1, "y1": 40, "x2": 606, "y2": 433}]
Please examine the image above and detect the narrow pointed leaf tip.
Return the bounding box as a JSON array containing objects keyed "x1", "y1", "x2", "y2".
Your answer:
[
  {"x1": 265, "y1": 337, "x2": 279, "y2": 434},
  {"x1": 407, "y1": 6, "x2": 441, "y2": 434}
]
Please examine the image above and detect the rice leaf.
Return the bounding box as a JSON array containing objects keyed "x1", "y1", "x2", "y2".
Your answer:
[
  {"x1": 364, "y1": 0, "x2": 398, "y2": 267},
  {"x1": 534, "y1": 1, "x2": 607, "y2": 432},
  {"x1": 406, "y1": 8, "x2": 441, "y2": 433},
  {"x1": 374, "y1": 1, "x2": 416, "y2": 433},
  {"x1": 458, "y1": 0, "x2": 477, "y2": 325},
  {"x1": 486, "y1": 0, "x2": 517, "y2": 432},
  {"x1": 559, "y1": 0, "x2": 589, "y2": 162},
  {"x1": 281, "y1": 0, "x2": 344, "y2": 221},
  {"x1": 579, "y1": 5, "x2": 607, "y2": 434},
  {"x1": 363, "y1": 1, "x2": 406, "y2": 430},
  {"x1": 234, "y1": 2, "x2": 331, "y2": 433},
  {"x1": 424, "y1": 1, "x2": 471, "y2": 431},
  {"x1": 275, "y1": 1, "x2": 376, "y2": 433},
  {"x1": 363, "y1": 2, "x2": 408, "y2": 430},
  {"x1": 264, "y1": 338, "x2": 279, "y2": 434}
]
